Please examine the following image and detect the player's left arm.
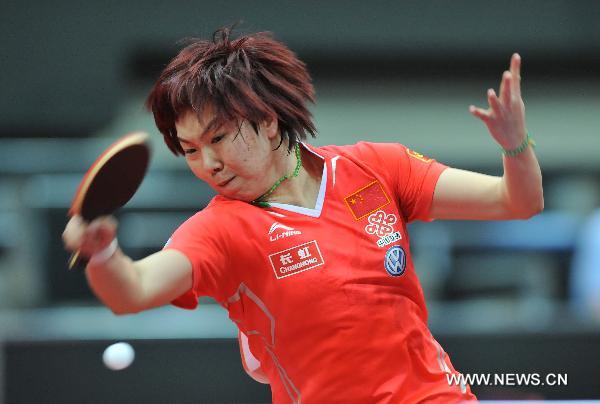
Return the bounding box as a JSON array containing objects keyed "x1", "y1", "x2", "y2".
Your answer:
[{"x1": 430, "y1": 53, "x2": 543, "y2": 221}]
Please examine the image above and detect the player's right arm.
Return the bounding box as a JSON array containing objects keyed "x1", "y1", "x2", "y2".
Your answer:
[{"x1": 62, "y1": 215, "x2": 192, "y2": 315}]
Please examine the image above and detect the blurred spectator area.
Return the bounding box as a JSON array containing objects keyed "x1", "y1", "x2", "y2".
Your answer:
[
  {"x1": 1, "y1": 0, "x2": 599, "y2": 333},
  {"x1": 2, "y1": 0, "x2": 599, "y2": 137}
]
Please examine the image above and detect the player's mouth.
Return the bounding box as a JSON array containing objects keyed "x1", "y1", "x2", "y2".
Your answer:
[{"x1": 217, "y1": 177, "x2": 235, "y2": 187}]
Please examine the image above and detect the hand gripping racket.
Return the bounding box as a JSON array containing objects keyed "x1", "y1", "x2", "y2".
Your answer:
[{"x1": 68, "y1": 132, "x2": 151, "y2": 269}]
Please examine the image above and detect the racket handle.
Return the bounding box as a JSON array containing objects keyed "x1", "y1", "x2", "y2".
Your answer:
[{"x1": 68, "y1": 250, "x2": 80, "y2": 270}]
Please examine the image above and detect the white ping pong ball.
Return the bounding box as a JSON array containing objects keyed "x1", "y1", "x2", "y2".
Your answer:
[{"x1": 102, "y1": 342, "x2": 135, "y2": 371}]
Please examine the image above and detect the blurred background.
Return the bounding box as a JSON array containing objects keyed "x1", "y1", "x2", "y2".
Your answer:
[{"x1": 1, "y1": 0, "x2": 599, "y2": 402}]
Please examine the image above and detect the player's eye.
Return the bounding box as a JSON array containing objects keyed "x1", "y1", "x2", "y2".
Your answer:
[
  {"x1": 183, "y1": 148, "x2": 197, "y2": 155},
  {"x1": 211, "y1": 134, "x2": 225, "y2": 144}
]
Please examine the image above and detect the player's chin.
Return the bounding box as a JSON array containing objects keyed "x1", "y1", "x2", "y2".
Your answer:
[
  {"x1": 212, "y1": 178, "x2": 266, "y2": 203},
  {"x1": 214, "y1": 184, "x2": 255, "y2": 203}
]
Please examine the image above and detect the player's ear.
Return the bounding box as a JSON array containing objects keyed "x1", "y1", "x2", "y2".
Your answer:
[{"x1": 259, "y1": 115, "x2": 279, "y2": 140}]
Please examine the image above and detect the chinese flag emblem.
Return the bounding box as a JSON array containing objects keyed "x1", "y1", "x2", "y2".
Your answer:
[{"x1": 344, "y1": 181, "x2": 391, "y2": 220}]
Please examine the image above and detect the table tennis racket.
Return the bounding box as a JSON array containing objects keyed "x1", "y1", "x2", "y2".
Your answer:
[{"x1": 68, "y1": 132, "x2": 151, "y2": 269}]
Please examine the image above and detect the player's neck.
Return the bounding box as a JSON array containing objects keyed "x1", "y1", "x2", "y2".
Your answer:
[{"x1": 267, "y1": 145, "x2": 323, "y2": 209}]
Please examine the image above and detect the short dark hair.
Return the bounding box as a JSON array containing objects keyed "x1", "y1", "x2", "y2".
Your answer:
[{"x1": 145, "y1": 27, "x2": 317, "y2": 155}]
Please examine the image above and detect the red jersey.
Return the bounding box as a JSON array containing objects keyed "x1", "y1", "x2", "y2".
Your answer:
[{"x1": 166, "y1": 142, "x2": 476, "y2": 403}]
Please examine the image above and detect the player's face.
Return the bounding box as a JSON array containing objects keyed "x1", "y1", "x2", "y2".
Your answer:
[{"x1": 175, "y1": 109, "x2": 281, "y2": 201}]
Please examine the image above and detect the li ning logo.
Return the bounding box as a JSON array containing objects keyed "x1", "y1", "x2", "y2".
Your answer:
[{"x1": 269, "y1": 222, "x2": 302, "y2": 242}]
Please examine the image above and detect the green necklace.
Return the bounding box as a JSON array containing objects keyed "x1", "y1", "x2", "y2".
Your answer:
[{"x1": 252, "y1": 143, "x2": 302, "y2": 208}]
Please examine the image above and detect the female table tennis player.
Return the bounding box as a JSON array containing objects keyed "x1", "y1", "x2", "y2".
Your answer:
[{"x1": 63, "y1": 27, "x2": 543, "y2": 403}]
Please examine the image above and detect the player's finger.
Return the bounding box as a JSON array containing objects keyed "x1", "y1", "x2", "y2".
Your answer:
[
  {"x1": 510, "y1": 53, "x2": 522, "y2": 98},
  {"x1": 62, "y1": 215, "x2": 86, "y2": 250},
  {"x1": 510, "y1": 53, "x2": 521, "y2": 80},
  {"x1": 500, "y1": 71, "x2": 511, "y2": 105},
  {"x1": 79, "y1": 221, "x2": 117, "y2": 256},
  {"x1": 469, "y1": 105, "x2": 491, "y2": 122},
  {"x1": 90, "y1": 215, "x2": 118, "y2": 230},
  {"x1": 487, "y1": 89, "x2": 502, "y2": 114},
  {"x1": 91, "y1": 215, "x2": 117, "y2": 235},
  {"x1": 65, "y1": 214, "x2": 84, "y2": 231},
  {"x1": 87, "y1": 216, "x2": 118, "y2": 244}
]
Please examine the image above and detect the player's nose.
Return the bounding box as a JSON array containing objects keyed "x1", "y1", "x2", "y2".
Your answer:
[{"x1": 200, "y1": 147, "x2": 223, "y2": 174}]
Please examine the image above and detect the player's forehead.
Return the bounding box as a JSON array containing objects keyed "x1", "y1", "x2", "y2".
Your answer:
[
  {"x1": 175, "y1": 108, "x2": 212, "y2": 134},
  {"x1": 175, "y1": 108, "x2": 228, "y2": 142}
]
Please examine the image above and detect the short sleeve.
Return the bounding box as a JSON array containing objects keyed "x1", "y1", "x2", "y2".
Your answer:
[
  {"x1": 164, "y1": 209, "x2": 231, "y2": 309},
  {"x1": 327, "y1": 142, "x2": 447, "y2": 223},
  {"x1": 394, "y1": 145, "x2": 448, "y2": 222}
]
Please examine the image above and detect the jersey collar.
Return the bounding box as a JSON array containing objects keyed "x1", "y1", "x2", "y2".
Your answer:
[{"x1": 267, "y1": 142, "x2": 328, "y2": 218}]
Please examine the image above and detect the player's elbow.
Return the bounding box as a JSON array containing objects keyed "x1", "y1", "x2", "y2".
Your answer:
[
  {"x1": 511, "y1": 196, "x2": 544, "y2": 220},
  {"x1": 110, "y1": 306, "x2": 130, "y2": 316},
  {"x1": 525, "y1": 191, "x2": 545, "y2": 218},
  {"x1": 531, "y1": 196, "x2": 545, "y2": 217},
  {"x1": 109, "y1": 303, "x2": 142, "y2": 316},
  {"x1": 105, "y1": 297, "x2": 145, "y2": 315}
]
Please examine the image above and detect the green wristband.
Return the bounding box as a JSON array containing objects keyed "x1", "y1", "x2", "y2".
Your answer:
[{"x1": 502, "y1": 133, "x2": 536, "y2": 157}]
